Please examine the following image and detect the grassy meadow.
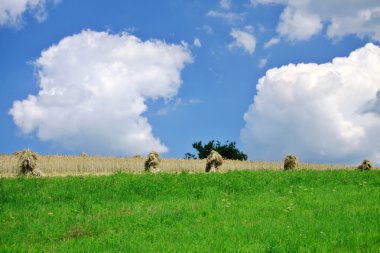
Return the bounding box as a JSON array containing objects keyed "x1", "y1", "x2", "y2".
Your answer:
[{"x1": 1, "y1": 170, "x2": 379, "y2": 252}]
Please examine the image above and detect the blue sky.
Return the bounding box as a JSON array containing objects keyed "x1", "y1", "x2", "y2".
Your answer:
[{"x1": 1, "y1": 0, "x2": 380, "y2": 164}]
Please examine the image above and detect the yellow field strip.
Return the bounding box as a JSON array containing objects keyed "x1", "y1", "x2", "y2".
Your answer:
[{"x1": 0, "y1": 154, "x2": 364, "y2": 177}]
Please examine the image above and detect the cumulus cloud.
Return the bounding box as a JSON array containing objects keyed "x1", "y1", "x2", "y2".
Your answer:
[
  {"x1": 9, "y1": 30, "x2": 192, "y2": 155},
  {"x1": 252, "y1": 0, "x2": 380, "y2": 41},
  {"x1": 277, "y1": 7, "x2": 322, "y2": 41},
  {"x1": 193, "y1": 37, "x2": 202, "y2": 48},
  {"x1": 0, "y1": 0, "x2": 58, "y2": 27},
  {"x1": 241, "y1": 43, "x2": 380, "y2": 164},
  {"x1": 229, "y1": 28, "x2": 256, "y2": 54},
  {"x1": 364, "y1": 90, "x2": 380, "y2": 115}
]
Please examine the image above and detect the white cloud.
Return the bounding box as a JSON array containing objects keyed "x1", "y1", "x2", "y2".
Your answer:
[
  {"x1": 364, "y1": 90, "x2": 380, "y2": 115},
  {"x1": 188, "y1": 98, "x2": 202, "y2": 105},
  {"x1": 244, "y1": 25, "x2": 254, "y2": 33},
  {"x1": 207, "y1": 10, "x2": 244, "y2": 22},
  {"x1": 197, "y1": 25, "x2": 214, "y2": 34},
  {"x1": 277, "y1": 7, "x2": 322, "y2": 41},
  {"x1": 0, "y1": 0, "x2": 58, "y2": 27},
  {"x1": 207, "y1": 0, "x2": 245, "y2": 23},
  {"x1": 258, "y1": 58, "x2": 268, "y2": 68},
  {"x1": 9, "y1": 30, "x2": 192, "y2": 156},
  {"x1": 220, "y1": 0, "x2": 231, "y2": 10},
  {"x1": 229, "y1": 28, "x2": 256, "y2": 54},
  {"x1": 251, "y1": 0, "x2": 285, "y2": 6},
  {"x1": 253, "y1": 0, "x2": 380, "y2": 42},
  {"x1": 241, "y1": 43, "x2": 380, "y2": 164},
  {"x1": 157, "y1": 98, "x2": 182, "y2": 116},
  {"x1": 193, "y1": 37, "x2": 202, "y2": 48},
  {"x1": 264, "y1": 37, "x2": 280, "y2": 48},
  {"x1": 327, "y1": 7, "x2": 380, "y2": 41},
  {"x1": 156, "y1": 98, "x2": 201, "y2": 116}
]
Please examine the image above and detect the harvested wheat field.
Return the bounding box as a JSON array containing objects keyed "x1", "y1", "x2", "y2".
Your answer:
[{"x1": 0, "y1": 154, "x2": 369, "y2": 177}]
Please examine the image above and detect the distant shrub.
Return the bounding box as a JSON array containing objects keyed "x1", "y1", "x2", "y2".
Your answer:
[
  {"x1": 79, "y1": 152, "x2": 89, "y2": 157},
  {"x1": 132, "y1": 154, "x2": 143, "y2": 159},
  {"x1": 144, "y1": 151, "x2": 160, "y2": 173},
  {"x1": 284, "y1": 155, "x2": 298, "y2": 170},
  {"x1": 189, "y1": 140, "x2": 247, "y2": 160},
  {"x1": 205, "y1": 150, "x2": 223, "y2": 172},
  {"x1": 184, "y1": 153, "x2": 197, "y2": 159},
  {"x1": 358, "y1": 160, "x2": 373, "y2": 171},
  {"x1": 15, "y1": 149, "x2": 43, "y2": 177}
]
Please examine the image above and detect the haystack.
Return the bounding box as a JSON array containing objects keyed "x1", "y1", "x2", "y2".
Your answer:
[
  {"x1": 144, "y1": 151, "x2": 161, "y2": 173},
  {"x1": 15, "y1": 149, "x2": 43, "y2": 177},
  {"x1": 205, "y1": 150, "x2": 223, "y2": 172},
  {"x1": 284, "y1": 154, "x2": 298, "y2": 170},
  {"x1": 79, "y1": 152, "x2": 89, "y2": 157},
  {"x1": 358, "y1": 160, "x2": 373, "y2": 171}
]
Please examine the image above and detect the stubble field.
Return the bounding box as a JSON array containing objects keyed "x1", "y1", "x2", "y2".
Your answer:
[{"x1": 0, "y1": 154, "x2": 361, "y2": 177}]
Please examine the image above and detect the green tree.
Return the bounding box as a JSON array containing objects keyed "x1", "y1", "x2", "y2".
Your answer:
[{"x1": 185, "y1": 140, "x2": 247, "y2": 160}]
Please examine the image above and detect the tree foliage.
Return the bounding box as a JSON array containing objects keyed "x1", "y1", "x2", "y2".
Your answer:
[{"x1": 185, "y1": 140, "x2": 247, "y2": 161}]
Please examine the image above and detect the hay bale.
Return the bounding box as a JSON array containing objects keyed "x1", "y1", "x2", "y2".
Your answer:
[
  {"x1": 79, "y1": 152, "x2": 89, "y2": 157},
  {"x1": 144, "y1": 151, "x2": 160, "y2": 173},
  {"x1": 284, "y1": 154, "x2": 298, "y2": 170},
  {"x1": 15, "y1": 149, "x2": 43, "y2": 177},
  {"x1": 358, "y1": 160, "x2": 373, "y2": 171},
  {"x1": 205, "y1": 150, "x2": 223, "y2": 172}
]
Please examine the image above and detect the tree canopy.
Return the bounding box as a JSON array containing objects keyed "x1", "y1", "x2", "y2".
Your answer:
[{"x1": 185, "y1": 140, "x2": 247, "y2": 160}]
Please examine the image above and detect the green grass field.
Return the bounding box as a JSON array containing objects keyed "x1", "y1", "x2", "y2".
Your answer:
[{"x1": 1, "y1": 170, "x2": 379, "y2": 252}]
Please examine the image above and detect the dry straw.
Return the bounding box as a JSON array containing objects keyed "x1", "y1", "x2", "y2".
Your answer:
[
  {"x1": 15, "y1": 149, "x2": 43, "y2": 177},
  {"x1": 0, "y1": 154, "x2": 366, "y2": 177},
  {"x1": 358, "y1": 160, "x2": 373, "y2": 171},
  {"x1": 205, "y1": 150, "x2": 223, "y2": 172},
  {"x1": 284, "y1": 154, "x2": 298, "y2": 170},
  {"x1": 144, "y1": 151, "x2": 161, "y2": 173}
]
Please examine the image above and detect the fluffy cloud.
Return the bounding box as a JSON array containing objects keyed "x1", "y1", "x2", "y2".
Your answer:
[
  {"x1": 193, "y1": 37, "x2": 202, "y2": 48},
  {"x1": 252, "y1": 0, "x2": 380, "y2": 41},
  {"x1": 9, "y1": 30, "x2": 192, "y2": 155},
  {"x1": 277, "y1": 7, "x2": 322, "y2": 40},
  {"x1": 241, "y1": 43, "x2": 380, "y2": 164},
  {"x1": 0, "y1": 0, "x2": 57, "y2": 26},
  {"x1": 229, "y1": 29, "x2": 256, "y2": 54}
]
